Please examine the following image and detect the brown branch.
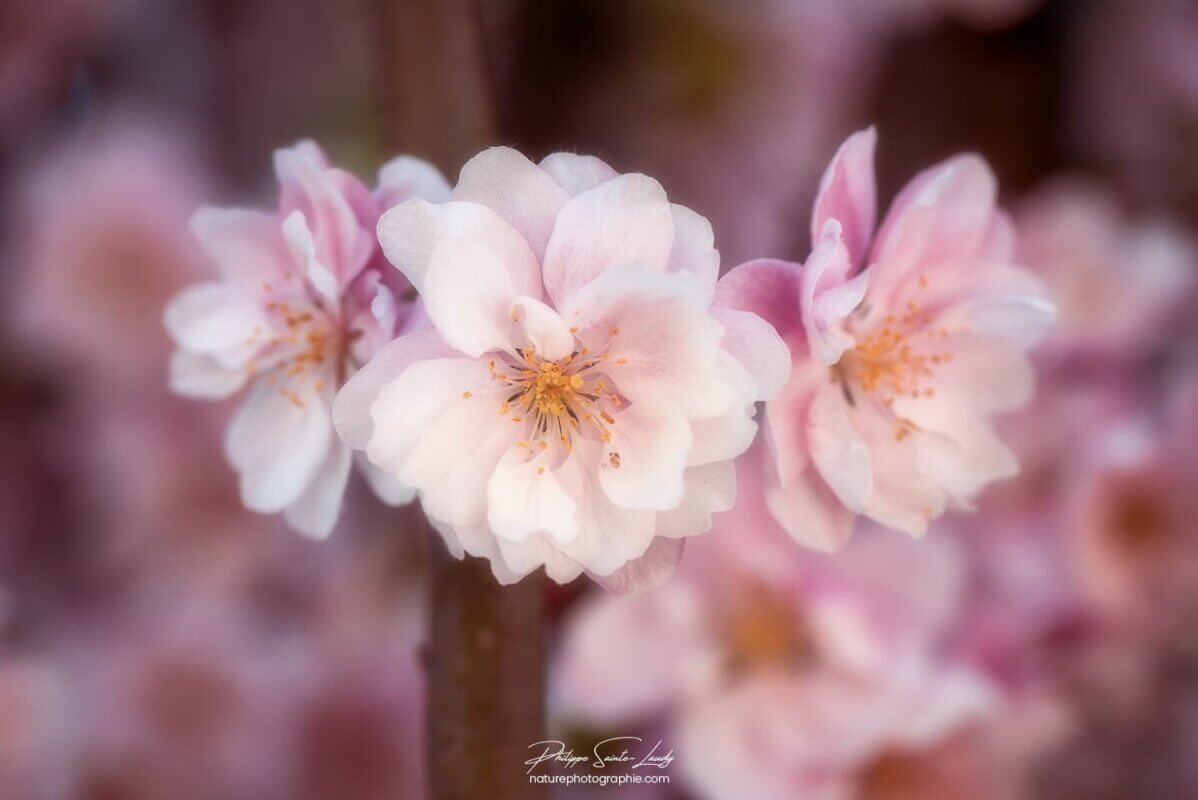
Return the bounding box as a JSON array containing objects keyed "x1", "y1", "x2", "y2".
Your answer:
[
  {"x1": 371, "y1": 1, "x2": 547, "y2": 796},
  {"x1": 426, "y1": 523, "x2": 547, "y2": 799}
]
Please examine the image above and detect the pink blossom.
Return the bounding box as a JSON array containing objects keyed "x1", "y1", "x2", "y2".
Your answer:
[
  {"x1": 553, "y1": 490, "x2": 998, "y2": 799},
  {"x1": 165, "y1": 141, "x2": 451, "y2": 538},
  {"x1": 8, "y1": 115, "x2": 212, "y2": 388},
  {"x1": 1015, "y1": 178, "x2": 1195, "y2": 364},
  {"x1": 716, "y1": 128, "x2": 1054, "y2": 551},
  {"x1": 1065, "y1": 420, "x2": 1198, "y2": 630},
  {"x1": 334, "y1": 147, "x2": 789, "y2": 587}
]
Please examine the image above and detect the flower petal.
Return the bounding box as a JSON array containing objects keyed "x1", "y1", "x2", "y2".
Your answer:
[
  {"x1": 713, "y1": 258, "x2": 803, "y2": 343},
  {"x1": 542, "y1": 173, "x2": 674, "y2": 306},
  {"x1": 811, "y1": 127, "x2": 877, "y2": 269},
  {"x1": 168, "y1": 350, "x2": 247, "y2": 399},
  {"x1": 599, "y1": 395, "x2": 693, "y2": 512},
  {"x1": 509, "y1": 296, "x2": 575, "y2": 361},
  {"x1": 164, "y1": 282, "x2": 269, "y2": 357},
  {"x1": 708, "y1": 307, "x2": 791, "y2": 402},
  {"x1": 808, "y1": 383, "x2": 873, "y2": 513},
  {"x1": 377, "y1": 199, "x2": 542, "y2": 356},
  {"x1": 333, "y1": 328, "x2": 457, "y2": 450},
  {"x1": 551, "y1": 438, "x2": 658, "y2": 575},
  {"x1": 590, "y1": 536, "x2": 685, "y2": 593},
  {"x1": 871, "y1": 154, "x2": 999, "y2": 279},
  {"x1": 284, "y1": 440, "x2": 353, "y2": 538},
  {"x1": 189, "y1": 207, "x2": 291, "y2": 289},
  {"x1": 224, "y1": 382, "x2": 334, "y2": 513},
  {"x1": 686, "y1": 351, "x2": 758, "y2": 467},
  {"x1": 538, "y1": 152, "x2": 618, "y2": 197},
  {"x1": 801, "y1": 220, "x2": 865, "y2": 365},
  {"x1": 563, "y1": 267, "x2": 731, "y2": 420},
  {"x1": 375, "y1": 155, "x2": 452, "y2": 208},
  {"x1": 487, "y1": 445, "x2": 577, "y2": 543},
  {"x1": 274, "y1": 142, "x2": 374, "y2": 286},
  {"x1": 281, "y1": 210, "x2": 338, "y2": 303},
  {"x1": 764, "y1": 463, "x2": 857, "y2": 553},
  {"x1": 491, "y1": 531, "x2": 585, "y2": 584},
  {"x1": 453, "y1": 146, "x2": 571, "y2": 260},
  {"x1": 389, "y1": 377, "x2": 519, "y2": 529},
  {"x1": 654, "y1": 461, "x2": 737, "y2": 539},
  {"x1": 666, "y1": 204, "x2": 719, "y2": 303},
  {"x1": 355, "y1": 453, "x2": 416, "y2": 506}
]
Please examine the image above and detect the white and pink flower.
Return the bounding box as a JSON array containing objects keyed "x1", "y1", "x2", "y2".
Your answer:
[
  {"x1": 165, "y1": 141, "x2": 451, "y2": 538},
  {"x1": 333, "y1": 147, "x2": 789, "y2": 587},
  {"x1": 716, "y1": 128, "x2": 1054, "y2": 551},
  {"x1": 553, "y1": 498, "x2": 1000, "y2": 800}
]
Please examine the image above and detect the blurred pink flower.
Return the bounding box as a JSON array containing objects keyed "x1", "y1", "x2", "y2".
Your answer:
[
  {"x1": 1015, "y1": 178, "x2": 1195, "y2": 364},
  {"x1": 8, "y1": 115, "x2": 212, "y2": 389},
  {"x1": 1066, "y1": 420, "x2": 1198, "y2": 630},
  {"x1": 165, "y1": 141, "x2": 451, "y2": 538},
  {"x1": 717, "y1": 128, "x2": 1054, "y2": 551},
  {"x1": 337, "y1": 147, "x2": 788, "y2": 587},
  {"x1": 553, "y1": 491, "x2": 1002, "y2": 799}
]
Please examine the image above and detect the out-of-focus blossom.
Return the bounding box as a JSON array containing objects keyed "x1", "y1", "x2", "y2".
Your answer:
[
  {"x1": 2, "y1": 116, "x2": 268, "y2": 592},
  {"x1": 166, "y1": 141, "x2": 451, "y2": 538},
  {"x1": 1066, "y1": 420, "x2": 1198, "y2": 630},
  {"x1": 717, "y1": 128, "x2": 1054, "y2": 551},
  {"x1": 337, "y1": 146, "x2": 788, "y2": 587},
  {"x1": 58, "y1": 574, "x2": 427, "y2": 800},
  {"x1": 554, "y1": 487, "x2": 1014, "y2": 799},
  {"x1": 1016, "y1": 179, "x2": 1196, "y2": 364},
  {"x1": 8, "y1": 116, "x2": 211, "y2": 388}
]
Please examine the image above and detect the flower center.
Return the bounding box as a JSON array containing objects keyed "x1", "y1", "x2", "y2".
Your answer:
[
  {"x1": 245, "y1": 284, "x2": 343, "y2": 408},
  {"x1": 837, "y1": 277, "x2": 953, "y2": 440},
  {"x1": 720, "y1": 582, "x2": 816, "y2": 676},
  {"x1": 487, "y1": 341, "x2": 625, "y2": 463}
]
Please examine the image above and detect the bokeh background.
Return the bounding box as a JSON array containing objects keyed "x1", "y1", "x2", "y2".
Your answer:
[{"x1": 1, "y1": 0, "x2": 1197, "y2": 798}]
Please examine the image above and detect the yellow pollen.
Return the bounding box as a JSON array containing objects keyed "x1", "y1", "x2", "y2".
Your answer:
[
  {"x1": 462, "y1": 390, "x2": 472, "y2": 399},
  {"x1": 488, "y1": 342, "x2": 626, "y2": 452}
]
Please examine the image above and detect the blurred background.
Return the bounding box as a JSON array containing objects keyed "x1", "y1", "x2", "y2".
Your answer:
[{"x1": 1, "y1": 0, "x2": 1196, "y2": 798}]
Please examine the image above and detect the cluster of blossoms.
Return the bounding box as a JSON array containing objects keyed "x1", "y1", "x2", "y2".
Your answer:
[
  {"x1": 166, "y1": 129, "x2": 1053, "y2": 590},
  {"x1": 165, "y1": 142, "x2": 451, "y2": 537}
]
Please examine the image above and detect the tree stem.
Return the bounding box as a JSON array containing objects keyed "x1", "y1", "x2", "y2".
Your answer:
[
  {"x1": 426, "y1": 525, "x2": 547, "y2": 799},
  {"x1": 371, "y1": 3, "x2": 547, "y2": 794}
]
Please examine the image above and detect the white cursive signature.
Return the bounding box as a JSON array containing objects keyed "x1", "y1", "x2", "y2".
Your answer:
[{"x1": 525, "y1": 737, "x2": 675, "y2": 774}]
